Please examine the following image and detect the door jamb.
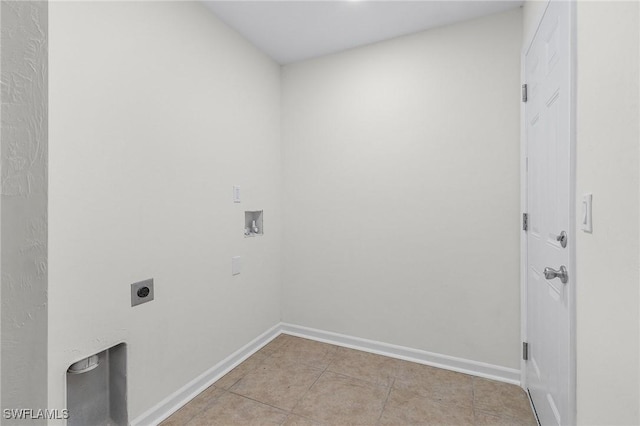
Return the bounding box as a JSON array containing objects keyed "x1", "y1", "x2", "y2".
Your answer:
[{"x1": 520, "y1": 1, "x2": 577, "y2": 425}]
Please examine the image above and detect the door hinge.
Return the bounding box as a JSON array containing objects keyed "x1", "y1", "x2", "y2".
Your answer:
[
  {"x1": 522, "y1": 84, "x2": 528, "y2": 102},
  {"x1": 523, "y1": 342, "x2": 529, "y2": 361},
  {"x1": 523, "y1": 213, "x2": 528, "y2": 231}
]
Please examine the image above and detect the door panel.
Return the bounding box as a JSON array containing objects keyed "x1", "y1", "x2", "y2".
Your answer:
[{"x1": 525, "y1": 1, "x2": 572, "y2": 425}]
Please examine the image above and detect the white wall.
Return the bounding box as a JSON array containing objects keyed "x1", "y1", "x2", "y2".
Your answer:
[
  {"x1": 1, "y1": 0, "x2": 48, "y2": 416},
  {"x1": 524, "y1": 2, "x2": 640, "y2": 423},
  {"x1": 574, "y1": 1, "x2": 639, "y2": 424},
  {"x1": 48, "y1": 1, "x2": 282, "y2": 420},
  {"x1": 282, "y1": 9, "x2": 523, "y2": 369}
]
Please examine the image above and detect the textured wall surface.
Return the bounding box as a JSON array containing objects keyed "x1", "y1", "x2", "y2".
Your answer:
[
  {"x1": 282, "y1": 9, "x2": 522, "y2": 369},
  {"x1": 0, "y1": 0, "x2": 48, "y2": 418},
  {"x1": 48, "y1": 1, "x2": 281, "y2": 421}
]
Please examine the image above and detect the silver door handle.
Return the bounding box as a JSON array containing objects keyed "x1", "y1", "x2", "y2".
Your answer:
[
  {"x1": 556, "y1": 231, "x2": 567, "y2": 248},
  {"x1": 544, "y1": 265, "x2": 568, "y2": 284}
]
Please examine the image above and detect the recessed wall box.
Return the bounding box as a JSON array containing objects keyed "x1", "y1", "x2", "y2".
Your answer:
[
  {"x1": 244, "y1": 211, "x2": 263, "y2": 237},
  {"x1": 67, "y1": 343, "x2": 127, "y2": 426}
]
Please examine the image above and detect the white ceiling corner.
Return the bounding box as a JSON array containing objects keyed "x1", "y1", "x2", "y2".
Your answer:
[{"x1": 203, "y1": 0, "x2": 524, "y2": 64}]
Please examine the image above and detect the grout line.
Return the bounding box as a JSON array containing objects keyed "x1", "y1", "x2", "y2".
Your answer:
[
  {"x1": 227, "y1": 390, "x2": 291, "y2": 414},
  {"x1": 284, "y1": 345, "x2": 337, "y2": 422},
  {"x1": 471, "y1": 377, "x2": 537, "y2": 425},
  {"x1": 217, "y1": 350, "x2": 273, "y2": 391},
  {"x1": 181, "y1": 339, "x2": 293, "y2": 423},
  {"x1": 222, "y1": 377, "x2": 242, "y2": 391},
  {"x1": 184, "y1": 335, "x2": 534, "y2": 426},
  {"x1": 231, "y1": 336, "x2": 331, "y2": 422},
  {"x1": 185, "y1": 388, "x2": 231, "y2": 424},
  {"x1": 278, "y1": 414, "x2": 290, "y2": 426},
  {"x1": 472, "y1": 376, "x2": 477, "y2": 421},
  {"x1": 323, "y1": 346, "x2": 401, "y2": 390},
  {"x1": 376, "y1": 377, "x2": 395, "y2": 424},
  {"x1": 278, "y1": 413, "x2": 292, "y2": 426},
  {"x1": 290, "y1": 361, "x2": 328, "y2": 408}
]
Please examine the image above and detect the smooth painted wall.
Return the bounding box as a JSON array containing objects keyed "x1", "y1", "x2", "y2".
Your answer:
[
  {"x1": 48, "y1": 2, "x2": 282, "y2": 420},
  {"x1": 574, "y1": 1, "x2": 639, "y2": 424},
  {"x1": 282, "y1": 9, "x2": 523, "y2": 369},
  {"x1": 1, "y1": 0, "x2": 48, "y2": 417},
  {"x1": 524, "y1": 0, "x2": 640, "y2": 422}
]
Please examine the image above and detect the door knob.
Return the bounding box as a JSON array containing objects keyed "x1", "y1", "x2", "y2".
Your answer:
[
  {"x1": 556, "y1": 231, "x2": 567, "y2": 248},
  {"x1": 544, "y1": 265, "x2": 568, "y2": 284}
]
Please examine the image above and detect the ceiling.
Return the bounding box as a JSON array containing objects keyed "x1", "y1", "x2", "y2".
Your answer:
[{"x1": 204, "y1": 1, "x2": 524, "y2": 64}]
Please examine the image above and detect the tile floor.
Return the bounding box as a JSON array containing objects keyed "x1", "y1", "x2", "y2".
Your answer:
[{"x1": 161, "y1": 335, "x2": 537, "y2": 426}]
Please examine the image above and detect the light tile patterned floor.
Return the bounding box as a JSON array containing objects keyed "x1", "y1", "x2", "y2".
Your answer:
[{"x1": 161, "y1": 335, "x2": 537, "y2": 426}]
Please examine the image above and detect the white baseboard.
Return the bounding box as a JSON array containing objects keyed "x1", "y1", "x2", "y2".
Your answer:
[
  {"x1": 132, "y1": 322, "x2": 521, "y2": 425},
  {"x1": 130, "y1": 323, "x2": 282, "y2": 426},
  {"x1": 280, "y1": 323, "x2": 521, "y2": 386}
]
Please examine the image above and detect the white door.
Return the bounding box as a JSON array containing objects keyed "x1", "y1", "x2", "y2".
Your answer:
[{"x1": 524, "y1": 1, "x2": 573, "y2": 425}]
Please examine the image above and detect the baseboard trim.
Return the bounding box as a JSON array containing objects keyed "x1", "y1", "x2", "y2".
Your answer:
[
  {"x1": 130, "y1": 323, "x2": 282, "y2": 426},
  {"x1": 280, "y1": 323, "x2": 521, "y2": 386},
  {"x1": 132, "y1": 322, "x2": 520, "y2": 425}
]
